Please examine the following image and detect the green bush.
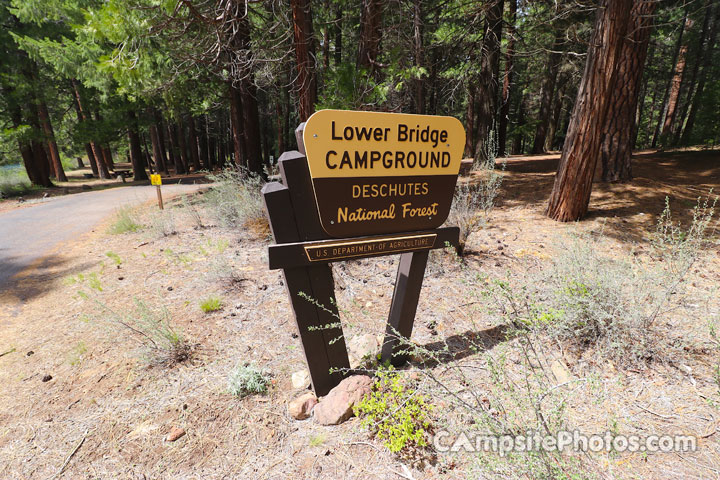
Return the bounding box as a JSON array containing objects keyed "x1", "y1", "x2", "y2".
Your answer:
[
  {"x1": 354, "y1": 367, "x2": 433, "y2": 454},
  {"x1": 0, "y1": 166, "x2": 35, "y2": 198}
]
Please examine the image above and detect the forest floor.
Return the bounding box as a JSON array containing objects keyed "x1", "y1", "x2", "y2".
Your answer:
[{"x1": 0, "y1": 149, "x2": 718, "y2": 479}]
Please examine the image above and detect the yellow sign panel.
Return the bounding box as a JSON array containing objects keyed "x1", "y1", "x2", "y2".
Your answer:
[
  {"x1": 150, "y1": 174, "x2": 162, "y2": 186},
  {"x1": 304, "y1": 110, "x2": 465, "y2": 179},
  {"x1": 303, "y1": 110, "x2": 466, "y2": 238}
]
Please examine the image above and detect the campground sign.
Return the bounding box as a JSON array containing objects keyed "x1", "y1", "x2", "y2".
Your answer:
[
  {"x1": 303, "y1": 110, "x2": 465, "y2": 237},
  {"x1": 262, "y1": 110, "x2": 465, "y2": 396}
]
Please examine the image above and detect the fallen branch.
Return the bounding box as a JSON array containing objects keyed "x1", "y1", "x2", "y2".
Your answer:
[
  {"x1": 0, "y1": 348, "x2": 16, "y2": 358},
  {"x1": 50, "y1": 429, "x2": 89, "y2": 480}
]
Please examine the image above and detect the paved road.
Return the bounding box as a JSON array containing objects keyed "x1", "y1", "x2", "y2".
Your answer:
[{"x1": 0, "y1": 184, "x2": 205, "y2": 291}]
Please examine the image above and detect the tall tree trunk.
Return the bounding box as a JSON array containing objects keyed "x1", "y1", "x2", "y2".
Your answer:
[
  {"x1": 673, "y1": 0, "x2": 712, "y2": 145},
  {"x1": 680, "y1": 2, "x2": 719, "y2": 145},
  {"x1": 651, "y1": 10, "x2": 688, "y2": 147},
  {"x1": 149, "y1": 123, "x2": 167, "y2": 174},
  {"x1": 498, "y1": 0, "x2": 517, "y2": 156},
  {"x1": 229, "y1": 83, "x2": 246, "y2": 167},
  {"x1": 659, "y1": 14, "x2": 694, "y2": 146},
  {"x1": 187, "y1": 115, "x2": 202, "y2": 171},
  {"x1": 464, "y1": 84, "x2": 476, "y2": 157},
  {"x1": 546, "y1": 76, "x2": 568, "y2": 152},
  {"x1": 547, "y1": 0, "x2": 634, "y2": 221},
  {"x1": 95, "y1": 111, "x2": 114, "y2": 172},
  {"x1": 532, "y1": 32, "x2": 564, "y2": 154},
  {"x1": 334, "y1": 7, "x2": 342, "y2": 65},
  {"x1": 412, "y1": 0, "x2": 425, "y2": 114},
  {"x1": 474, "y1": 0, "x2": 504, "y2": 159},
  {"x1": 153, "y1": 110, "x2": 169, "y2": 168},
  {"x1": 36, "y1": 100, "x2": 67, "y2": 181},
  {"x1": 5, "y1": 96, "x2": 44, "y2": 186},
  {"x1": 511, "y1": 96, "x2": 525, "y2": 155},
  {"x1": 167, "y1": 123, "x2": 183, "y2": 173},
  {"x1": 198, "y1": 115, "x2": 209, "y2": 169},
  {"x1": 357, "y1": 0, "x2": 383, "y2": 74},
  {"x1": 291, "y1": 0, "x2": 317, "y2": 122},
  {"x1": 322, "y1": 0, "x2": 330, "y2": 71},
  {"x1": 127, "y1": 111, "x2": 149, "y2": 181},
  {"x1": 599, "y1": 0, "x2": 657, "y2": 182},
  {"x1": 70, "y1": 79, "x2": 109, "y2": 179},
  {"x1": 175, "y1": 119, "x2": 190, "y2": 174}
]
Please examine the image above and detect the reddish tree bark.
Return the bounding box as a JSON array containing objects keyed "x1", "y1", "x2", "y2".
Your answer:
[
  {"x1": 71, "y1": 79, "x2": 109, "y2": 179},
  {"x1": 659, "y1": 15, "x2": 694, "y2": 146},
  {"x1": 187, "y1": 115, "x2": 202, "y2": 171},
  {"x1": 474, "y1": 0, "x2": 504, "y2": 160},
  {"x1": 127, "y1": 111, "x2": 149, "y2": 181},
  {"x1": 599, "y1": 0, "x2": 657, "y2": 182},
  {"x1": 291, "y1": 0, "x2": 317, "y2": 122},
  {"x1": 36, "y1": 100, "x2": 67, "y2": 182},
  {"x1": 546, "y1": 0, "x2": 634, "y2": 221},
  {"x1": 357, "y1": 0, "x2": 383, "y2": 74},
  {"x1": 498, "y1": 0, "x2": 517, "y2": 156},
  {"x1": 532, "y1": 32, "x2": 564, "y2": 154},
  {"x1": 680, "y1": 3, "x2": 719, "y2": 145}
]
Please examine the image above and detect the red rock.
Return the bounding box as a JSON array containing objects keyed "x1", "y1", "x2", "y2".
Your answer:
[
  {"x1": 288, "y1": 392, "x2": 318, "y2": 420},
  {"x1": 313, "y1": 375, "x2": 373, "y2": 425},
  {"x1": 165, "y1": 426, "x2": 186, "y2": 442}
]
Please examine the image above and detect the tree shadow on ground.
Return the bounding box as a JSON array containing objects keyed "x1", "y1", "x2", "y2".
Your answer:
[
  {"x1": 410, "y1": 324, "x2": 513, "y2": 368},
  {"x1": 482, "y1": 149, "x2": 719, "y2": 245},
  {"x1": 0, "y1": 255, "x2": 98, "y2": 314}
]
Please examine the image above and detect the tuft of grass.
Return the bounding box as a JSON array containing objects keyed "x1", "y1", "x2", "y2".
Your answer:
[
  {"x1": 108, "y1": 206, "x2": 142, "y2": 234},
  {"x1": 105, "y1": 251, "x2": 123, "y2": 265},
  {"x1": 227, "y1": 363, "x2": 271, "y2": 397},
  {"x1": 199, "y1": 295, "x2": 223, "y2": 313},
  {"x1": 147, "y1": 209, "x2": 177, "y2": 237}
]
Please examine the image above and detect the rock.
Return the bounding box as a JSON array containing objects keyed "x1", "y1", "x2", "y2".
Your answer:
[
  {"x1": 550, "y1": 360, "x2": 573, "y2": 384},
  {"x1": 288, "y1": 392, "x2": 318, "y2": 420},
  {"x1": 291, "y1": 369, "x2": 310, "y2": 389},
  {"x1": 26, "y1": 351, "x2": 34, "y2": 356},
  {"x1": 314, "y1": 375, "x2": 373, "y2": 425},
  {"x1": 165, "y1": 426, "x2": 186, "y2": 442},
  {"x1": 347, "y1": 334, "x2": 380, "y2": 364},
  {"x1": 41, "y1": 374, "x2": 52, "y2": 382}
]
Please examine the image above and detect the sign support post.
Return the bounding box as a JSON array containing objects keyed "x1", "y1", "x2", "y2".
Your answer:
[{"x1": 151, "y1": 174, "x2": 164, "y2": 210}]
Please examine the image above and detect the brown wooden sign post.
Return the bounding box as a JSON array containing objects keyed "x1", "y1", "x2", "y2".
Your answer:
[{"x1": 263, "y1": 111, "x2": 465, "y2": 396}]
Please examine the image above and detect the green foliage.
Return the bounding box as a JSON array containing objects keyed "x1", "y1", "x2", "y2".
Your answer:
[
  {"x1": 108, "y1": 206, "x2": 142, "y2": 234},
  {"x1": 227, "y1": 363, "x2": 271, "y2": 397},
  {"x1": 354, "y1": 367, "x2": 433, "y2": 454},
  {"x1": 0, "y1": 165, "x2": 35, "y2": 198},
  {"x1": 199, "y1": 295, "x2": 223, "y2": 313},
  {"x1": 105, "y1": 251, "x2": 122, "y2": 265}
]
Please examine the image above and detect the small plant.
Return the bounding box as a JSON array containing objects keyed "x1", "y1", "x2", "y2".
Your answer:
[
  {"x1": 181, "y1": 194, "x2": 205, "y2": 229},
  {"x1": 227, "y1": 363, "x2": 271, "y2": 397},
  {"x1": 105, "y1": 251, "x2": 123, "y2": 265},
  {"x1": 354, "y1": 367, "x2": 433, "y2": 454},
  {"x1": 446, "y1": 154, "x2": 503, "y2": 256},
  {"x1": 148, "y1": 209, "x2": 177, "y2": 237},
  {"x1": 79, "y1": 292, "x2": 191, "y2": 366},
  {"x1": 108, "y1": 206, "x2": 142, "y2": 234},
  {"x1": 199, "y1": 295, "x2": 223, "y2": 313},
  {"x1": 308, "y1": 433, "x2": 326, "y2": 447}
]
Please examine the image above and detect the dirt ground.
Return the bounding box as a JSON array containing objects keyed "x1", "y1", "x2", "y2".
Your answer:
[{"x1": 0, "y1": 150, "x2": 718, "y2": 479}]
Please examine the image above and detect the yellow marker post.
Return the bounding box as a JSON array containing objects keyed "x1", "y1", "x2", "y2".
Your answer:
[{"x1": 150, "y1": 174, "x2": 163, "y2": 210}]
